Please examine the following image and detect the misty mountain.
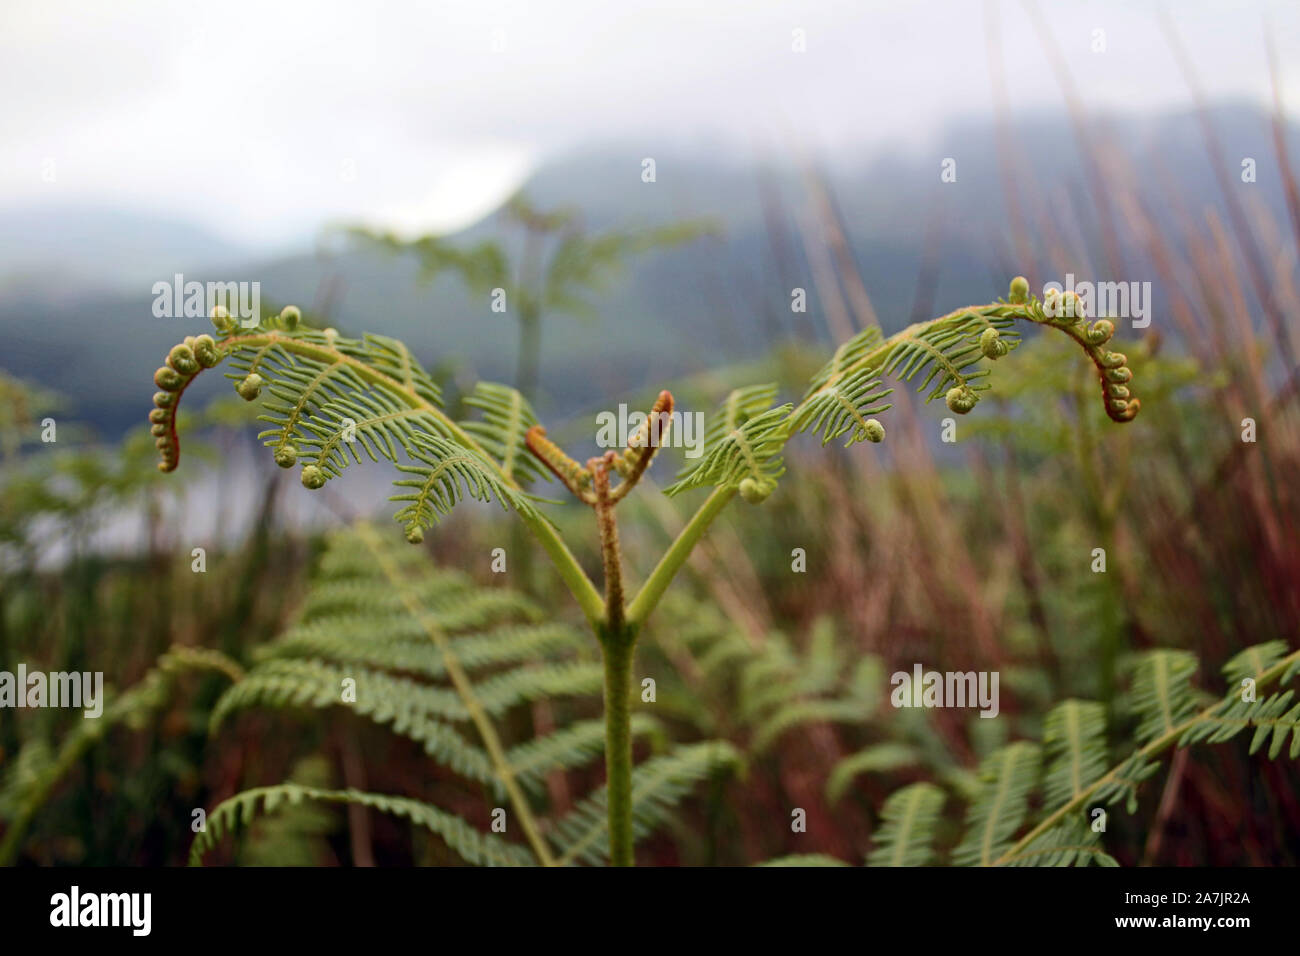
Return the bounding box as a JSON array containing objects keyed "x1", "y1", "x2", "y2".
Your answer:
[{"x1": 1, "y1": 104, "x2": 1293, "y2": 440}]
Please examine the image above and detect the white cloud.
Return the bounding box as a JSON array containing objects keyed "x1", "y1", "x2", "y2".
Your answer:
[{"x1": 1, "y1": 0, "x2": 1296, "y2": 246}]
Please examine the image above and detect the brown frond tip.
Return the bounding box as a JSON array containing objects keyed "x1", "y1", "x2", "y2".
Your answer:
[
  {"x1": 611, "y1": 390, "x2": 674, "y2": 500},
  {"x1": 525, "y1": 425, "x2": 593, "y2": 500}
]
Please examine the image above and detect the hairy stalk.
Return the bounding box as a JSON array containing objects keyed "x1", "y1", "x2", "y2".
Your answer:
[
  {"x1": 355, "y1": 521, "x2": 558, "y2": 866},
  {"x1": 590, "y1": 454, "x2": 638, "y2": 863},
  {"x1": 994, "y1": 647, "x2": 1300, "y2": 866},
  {"x1": 592, "y1": 456, "x2": 626, "y2": 632}
]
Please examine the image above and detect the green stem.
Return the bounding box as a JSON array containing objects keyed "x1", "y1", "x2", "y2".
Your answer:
[
  {"x1": 601, "y1": 626, "x2": 636, "y2": 866},
  {"x1": 627, "y1": 485, "x2": 736, "y2": 628}
]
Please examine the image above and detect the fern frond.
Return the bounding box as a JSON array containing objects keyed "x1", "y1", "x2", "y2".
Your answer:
[
  {"x1": 391, "y1": 433, "x2": 543, "y2": 541},
  {"x1": 552, "y1": 742, "x2": 741, "y2": 865},
  {"x1": 804, "y1": 326, "x2": 886, "y2": 393},
  {"x1": 298, "y1": 579, "x2": 541, "y2": 631},
  {"x1": 1222, "y1": 640, "x2": 1290, "y2": 686},
  {"x1": 506, "y1": 716, "x2": 662, "y2": 794},
  {"x1": 460, "y1": 381, "x2": 550, "y2": 485},
  {"x1": 210, "y1": 660, "x2": 495, "y2": 782},
  {"x1": 789, "y1": 367, "x2": 892, "y2": 446},
  {"x1": 213, "y1": 658, "x2": 601, "y2": 729},
  {"x1": 0, "y1": 647, "x2": 242, "y2": 865},
  {"x1": 236, "y1": 330, "x2": 448, "y2": 473},
  {"x1": 663, "y1": 404, "x2": 793, "y2": 502},
  {"x1": 1129, "y1": 650, "x2": 1201, "y2": 744},
  {"x1": 827, "y1": 744, "x2": 920, "y2": 804},
  {"x1": 699, "y1": 384, "x2": 781, "y2": 454},
  {"x1": 262, "y1": 621, "x2": 583, "y2": 679},
  {"x1": 991, "y1": 643, "x2": 1300, "y2": 865},
  {"x1": 998, "y1": 818, "x2": 1118, "y2": 867},
  {"x1": 146, "y1": 319, "x2": 564, "y2": 546},
  {"x1": 751, "y1": 699, "x2": 866, "y2": 753},
  {"x1": 1179, "y1": 691, "x2": 1300, "y2": 758},
  {"x1": 190, "y1": 785, "x2": 534, "y2": 867},
  {"x1": 952, "y1": 742, "x2": 1040, "y2": 866},
  {"x1": 867, "y1": 782, "x2": 945, "y2": 867},
  {"x1": 1042, "y1": 700, "x2": 1108, "y2": 809},
  {"x1": 755, "y1": 854, "x2": 851, "y2": 867},
  {"x1": 473, "y1": 661, "x2": 604, "y2": 713}
]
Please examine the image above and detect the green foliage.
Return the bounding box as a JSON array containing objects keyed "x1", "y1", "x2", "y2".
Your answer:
[
  {"x1": 0, "y1": 648, "x2": 242, "y2": 865},
  {"x1": 144, "y1": 276, "x2": 1146, "y2": 867},
  {"x1": 864, "y1": 643, "x2": 1300, "y2": 867},
  {"x1": 647, "y1": 595, "x2": 884, "y2": 750},
  {"x1": 952, "y1": 742, "x2": 1040, "y2": 866},
  {"x1": 664, "y1": 403, "x2": 792, "y2": 502},
  {"x1": 867, "y1": 783, "x2": 947, "y2": 867},
  {"x1": 356, "y1": 193, "x2": 714, "y2": 324},
  {"x1": 192, "y1": 784, "x2": 536, "y2": 868},
  {"x1": 756, "y1": 853, "x2": 852, "y2": 867},
  {"x1": 664, "y1": 283, "x2": 1140, "y2": 504},
  {"x1": 549, "y1": 742, "x2": 742, "y2": 866},
  {"x1": 1042, "y1": 700, "x2": 1108, "y2": 809},
  {"x1": 195, "y1": 526, "x2": 737, "y2": 865}
]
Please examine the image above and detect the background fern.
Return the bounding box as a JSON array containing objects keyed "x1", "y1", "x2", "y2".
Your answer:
[
  {"x1": 859, "y1": 642, "x2": 1300, "y2": 867},
  {"x1": 195, "y1": 524, "x2": 738, "y2": 866}
]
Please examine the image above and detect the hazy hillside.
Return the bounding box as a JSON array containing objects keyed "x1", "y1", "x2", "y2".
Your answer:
[{"x1": 1, "y1": 105, "x2": 1292, "y2": 438}]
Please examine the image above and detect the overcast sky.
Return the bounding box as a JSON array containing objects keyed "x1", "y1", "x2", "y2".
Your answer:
[{"x1": 1, "y1": 0, "x2": 1296, "y2": 247}]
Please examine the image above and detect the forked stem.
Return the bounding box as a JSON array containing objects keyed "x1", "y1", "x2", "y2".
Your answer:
[{"x1": 590, "y1": 453, "x2": 638, "y2": 864}]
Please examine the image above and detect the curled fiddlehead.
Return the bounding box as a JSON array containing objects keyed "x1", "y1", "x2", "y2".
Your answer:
[
  {"x1": 666, "y1": 275, "x2": 1140, "y2": 503},
  {"x1": 148, "y1": 305, "x2": 541, "y2": 542}
]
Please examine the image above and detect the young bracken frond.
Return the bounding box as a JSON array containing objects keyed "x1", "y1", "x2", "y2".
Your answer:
[
  {"x1": 146, "y1": 309, "x2": 544, "y2": 546},
  {"x1": 663, "y1": 404, "x2": 793, "y2": 503},
  {"x1": 789, "y1": 368, "x2": 892, "y2": 447},
  {"x1": 661, "y1": 276, "x2": 1140, "y2": 502},
  {"x1": 189, "y1": 785, "x2": 535, "y2": 867},
  {"x1": 698, "y1": 383, "x2": 781, "y2": 456},
  {"x1": 146, "y1": 276, "x2": 1146, "y2": 867}
]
